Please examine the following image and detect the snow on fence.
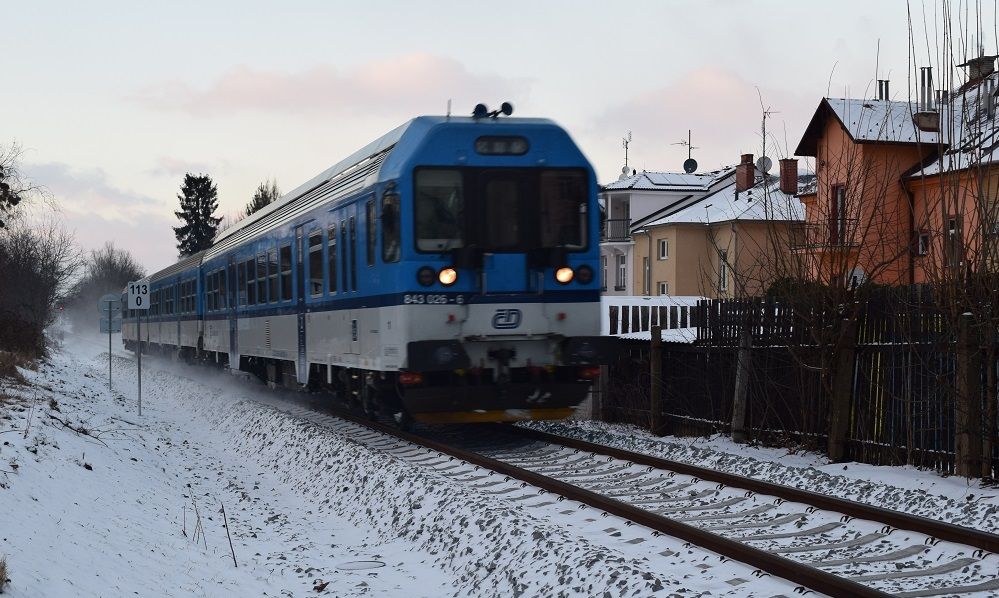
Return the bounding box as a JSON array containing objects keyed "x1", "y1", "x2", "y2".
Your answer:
[{"x1": 600, "y1": 295, "x2": 704, "y2": 343}]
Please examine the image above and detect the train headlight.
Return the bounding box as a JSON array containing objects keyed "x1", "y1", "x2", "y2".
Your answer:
[
  {"x1": 575, "y1": 264, "x2": 594, "y2": 285},
  {"x1": 417, "y1": 266, "x2": 436, "y2": 287},
  {"x1": 438, "y1": 267, "x2": 458, "y2": 286},
  {"x1": 555, "y1": 267, "x2": 574, "y2": 284}
]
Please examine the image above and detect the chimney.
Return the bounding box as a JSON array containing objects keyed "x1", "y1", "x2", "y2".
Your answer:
[
  {"x1": 736, "y1": 153, "x2": 754, "y2": 192},
  {"x1": 877, "y1": 79, "x2": 890, "y2": 101},
  {"x1": 779, "y1": 158, "x2": 798, "y2": 195}
]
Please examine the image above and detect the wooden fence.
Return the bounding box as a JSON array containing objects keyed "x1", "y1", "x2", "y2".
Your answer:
[{"x1": 600, "y1": 290, "x2": 999, "y2": 479}]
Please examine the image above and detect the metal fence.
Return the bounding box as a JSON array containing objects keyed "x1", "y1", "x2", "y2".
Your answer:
[{"x1": 600, "y1": 291, "x2": 999, "y2": 478}]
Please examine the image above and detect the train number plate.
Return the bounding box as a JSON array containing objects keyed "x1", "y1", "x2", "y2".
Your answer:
[{"x1": 404, "y1": 294, "x2": 463, "y2": 305}]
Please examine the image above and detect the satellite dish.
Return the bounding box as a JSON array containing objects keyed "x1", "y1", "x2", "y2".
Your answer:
[
  {"x1": 683, "y1": 158, "x2": 698, "y2": 174},
  {"x1": 756, "y1": 156, "x2": 773, "y2": 173},
  {"x1": 621, "y1": 166, "x2": 630, "y2": 175}
]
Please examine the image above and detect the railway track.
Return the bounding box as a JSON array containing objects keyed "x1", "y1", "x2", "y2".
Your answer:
[
  {"x1": 326, "y1": 410, "x2": 999, "y2": 598},
  {"x1": 103, "y1": 347, "x2": 999, "y2": 597}
]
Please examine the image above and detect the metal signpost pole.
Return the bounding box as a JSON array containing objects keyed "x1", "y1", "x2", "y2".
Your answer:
[
  {"x1": 128, "y1": 280, "x2": 149, "y2": 417},
  {"x1": 108, "y1": 300, "x2": 112, "y2": 390},
  {"x1": 138, "y1": 311, "x2": 142, "y2": 417}
]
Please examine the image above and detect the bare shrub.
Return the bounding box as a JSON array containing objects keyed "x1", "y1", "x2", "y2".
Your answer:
[
  {"x1": 0, "y1": 553, "x2": 8, "y2": 593},
  {"x1": 0, "y1": 218, "x2": 80, "y2": 357}
]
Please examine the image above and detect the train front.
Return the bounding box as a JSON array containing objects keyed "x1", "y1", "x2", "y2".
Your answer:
[{"x1": 386, "y1": 116, "x2": 610, "y2": 423}]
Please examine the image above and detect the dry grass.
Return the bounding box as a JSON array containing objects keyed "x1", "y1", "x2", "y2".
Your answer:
[
  {"x1": 0, "y1": 351, "x2": 32, "y2": 385},
  {"x1": 0, "y1": 554, "x2": 8, "y2": 593}
]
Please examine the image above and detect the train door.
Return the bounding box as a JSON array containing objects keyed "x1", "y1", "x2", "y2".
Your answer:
[
  {"x1": 347, "y1": 204, "x2": 360, "y2": 355},
  {"x1": 295, "y1": 225, "x2": 308, "y2": 384},
  {"x1": 478, "y1": 171, "x2": 531, "y2": 294},
  {"x1": 227, "y1": 257, "x2": 238, "y2": 367},
  {"x1": 175, "y1": 279, "x2": 181, "y2": 348}
]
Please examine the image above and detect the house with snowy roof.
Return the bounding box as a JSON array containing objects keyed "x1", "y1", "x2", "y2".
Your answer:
[
  {"x1": 630, "y1": 155, "x2": 807, "y2": 298},
  {"x1": 599, "y1": 166, "x2": 735, "y2": 295},
  {"x1": 793, "y1": 55, "x2": 999, "y2": 286}
]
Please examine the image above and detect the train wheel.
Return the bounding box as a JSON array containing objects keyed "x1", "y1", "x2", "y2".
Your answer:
[
  {"x1": 393, "y1": 410, "x2": 413, "y2": 432},
  {"x1": 361, "y1": 381, "x2": 378, "y2": 421}
]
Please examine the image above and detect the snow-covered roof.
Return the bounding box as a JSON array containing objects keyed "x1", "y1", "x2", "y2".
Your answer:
[
  {"x1": 638, "y1": 174, "x2": 805, "y2": 228},
  {"x1": 602, "y1": 166, "x2": 735, "y2": 192},
  {"x1": 908, "y1": 73, "x2": 999, "y2": 177},
  {"x1": 796, "y1": 98, "x2": 941, "y2": 155}
]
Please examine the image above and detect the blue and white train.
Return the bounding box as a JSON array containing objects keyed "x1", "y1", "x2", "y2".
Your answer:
[{"x1": 123, "y1": 109, "x2": 608, "y2": 424}]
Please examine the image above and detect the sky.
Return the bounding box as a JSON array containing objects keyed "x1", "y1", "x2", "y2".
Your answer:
[{"x1": 6, "y1": 0, "x2": 998, "y2": 273}]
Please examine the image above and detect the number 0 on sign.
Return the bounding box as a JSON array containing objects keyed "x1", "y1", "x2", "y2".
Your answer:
[{"x1": 128, "y1": 280, "x2": 150, "y2": 310}]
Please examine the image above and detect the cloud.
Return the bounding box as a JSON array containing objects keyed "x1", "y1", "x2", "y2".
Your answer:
[
  {"x1": 132, "y1": 53, "x2": 528, "y2": 117},
  {"x1": 586, "y1": 67, "x2": 816, "y2": 174},
  {"x1": 148, "y1": 156, "x2": 219, "y2": 178},
  {"x1": 21, "y1": 162, "x2": 179, "y2": 271},
  {"x1": 23, "y1": 163, "x2": 164, "y2": 223}
]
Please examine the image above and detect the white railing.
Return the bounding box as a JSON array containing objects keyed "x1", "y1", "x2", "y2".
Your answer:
[{"x1": 600, "y1": 295, "x2": 704, "y2": 342}]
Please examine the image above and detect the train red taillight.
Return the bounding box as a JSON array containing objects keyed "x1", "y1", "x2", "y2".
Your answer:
[
  {"x1": 577, "y1": 366, "x2": 601, "y2": 380},
  {"x1": 398, "y1": 372, "x2": 425, "y2": 386}
]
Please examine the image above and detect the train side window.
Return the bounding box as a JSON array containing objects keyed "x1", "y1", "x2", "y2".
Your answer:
[
  {"x1": 280, "y1": 244, "x2": 292, "y2": 301},
  {"x1": 381, "y1": 190, "x2": 400, "y2": 263},
  {"x1": 268, "y1": 249, "x2": 279, "y2": 303},
  {"x1": 220, "y1": 269, "x2": 227, "y2": 310},
  {"x1": 256, "y1": 254, "x2": 267, "y2": 304},
  {"x1": 238, "y1": 263, "x2": 247, "y2": 306},
  {"x1": 340, "y1": 221, "x2": 348, "y2": 292},
  {"x1": 308, "y1": 232, "x2": 323, "y2": 296},
  {"x1": 245, "y1": 258, "x2": 256, "y2": 305},
  {"x1": 349, "y1": 216, "x2": 357, "y2": 291},
  {"x1": 366, "y1": 199, "x2": 375, "y2": 266},
  {"x1": 327, "y1": 226, "x2": 338, "y2": 294}
]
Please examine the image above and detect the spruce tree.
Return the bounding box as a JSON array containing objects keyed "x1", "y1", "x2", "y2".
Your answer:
[
  {"x1": 245, "y1": 178, "x2": 280, "y2": 217},
  {"x1": 173, "y1": 173, "x2": 221, "y2": 256}
]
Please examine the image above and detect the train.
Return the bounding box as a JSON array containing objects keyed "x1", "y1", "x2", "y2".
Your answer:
[{"x1": 122, "y1": 106, "x2": 609, "y2": 425}]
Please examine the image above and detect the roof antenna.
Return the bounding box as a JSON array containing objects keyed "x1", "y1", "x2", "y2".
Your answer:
[
  {"x1": 672, "y1": 129, "x2": 699, "y2": 173},
  {"x1": 446, "y1": 99, "x2": 452, "y2": 120}
]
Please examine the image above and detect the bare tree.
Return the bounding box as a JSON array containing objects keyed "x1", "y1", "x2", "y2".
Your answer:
[
  {"x1": 0, "y1": 217, "x2": 80, "y2": 356},
  {"x1": 65, "y1": 242, "x2": 145, "y2": 326}
]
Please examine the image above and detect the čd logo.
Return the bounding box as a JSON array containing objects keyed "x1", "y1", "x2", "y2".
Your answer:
[{"x1": 491, "y1": 308, "x2": 522, "y2": 329}]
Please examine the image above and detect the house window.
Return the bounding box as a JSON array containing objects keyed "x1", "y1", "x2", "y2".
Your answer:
[
  {"x1": 658, "y1": 281, "x2": 668, "y2": 295},
  {"x1": 917, "y1": 231, "x2": 930, "y2": 256},
  {"x1": 657, "y1": 238, "x2": 669, "y2": 260},
  {"x1": 642, "y1": 257, "x2": 650, "y2": 295},
  {"x1": 831, "y1": 185, "x2": 847, "y2": 244},
  {"x1": 946, "y1": 215, "x2": 963, "y2": 267},
  {"x1": 601, "y1": 255, "x2": 607, "y2": 291},
  {"x1": 718, "y1": 250, "x2": 729, "y2": 293},
  {"x1": 615, "y1": 254, "x2": 626, "y2": 291}
]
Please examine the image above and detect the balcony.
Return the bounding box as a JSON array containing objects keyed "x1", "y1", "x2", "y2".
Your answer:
[
  {"x1": 602, "y1": 218, "x2": 632, "y2": 242},
  {"x1": 791, "y1": 219, "x2": 860, "y2": 250}
]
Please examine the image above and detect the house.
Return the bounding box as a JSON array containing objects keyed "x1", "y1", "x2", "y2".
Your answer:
[
  {"x1": 599, "y1": 167, "x2": 735, "y2": 294},
  {"x1": 793, "y1": 55, "x2": 999, "y2": 286},
  {"x1": 631, "y1": 155, "x2": 807, "y2": 298}
]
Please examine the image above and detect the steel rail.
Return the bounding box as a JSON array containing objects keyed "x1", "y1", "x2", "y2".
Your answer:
[
  {"x1": 331, "y1": 410, "x2": 890, "y2": 598},
  {"x1": 505, "y1": 425, "x2": 999, "y2": 554}
]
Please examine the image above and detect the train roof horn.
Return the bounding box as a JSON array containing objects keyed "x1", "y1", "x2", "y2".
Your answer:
[{"x1": 472, "y1": 102, "x2": 515, "y2": 119}]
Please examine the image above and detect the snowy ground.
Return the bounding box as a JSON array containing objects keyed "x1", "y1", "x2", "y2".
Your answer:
[{"x1": 0, "y1": 334, "x2": 802, "y2": 597}]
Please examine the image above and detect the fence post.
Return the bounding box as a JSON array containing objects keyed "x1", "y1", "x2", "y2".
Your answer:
[
  {"x1": 650, "y1": 325, "x2": 664, "y2": 435},
  {"x1": 827, "y1": 318, "x2": 858, "y2": 462},
  {"x1": 955, "y1": 313, "x2": 983, "y2": 478},
  {"x1": 731, "y1": 327, "x2": 752, "y2": 444}
]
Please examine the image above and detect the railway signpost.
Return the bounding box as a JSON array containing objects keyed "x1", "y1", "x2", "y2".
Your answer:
[
  {"x1": 98, "y1": 293, "x2": 121, "y2": 392},
  {"x1": 128, "y1": 280, "x2": 150, "y2": 415}
]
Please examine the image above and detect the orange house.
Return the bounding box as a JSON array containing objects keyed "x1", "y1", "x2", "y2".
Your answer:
[{"x1": 793, "y1": 56, "x2": 999, "y2": 286}]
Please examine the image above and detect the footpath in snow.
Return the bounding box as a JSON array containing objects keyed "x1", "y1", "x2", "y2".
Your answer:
[{"x1": 1, "y1": 335, "x2": 798, "y2": 597}]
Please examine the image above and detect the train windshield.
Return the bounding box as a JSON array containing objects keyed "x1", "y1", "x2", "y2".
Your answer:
[{"x1": 414, "y1": 168, "x2": 588, "y2": 253}]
